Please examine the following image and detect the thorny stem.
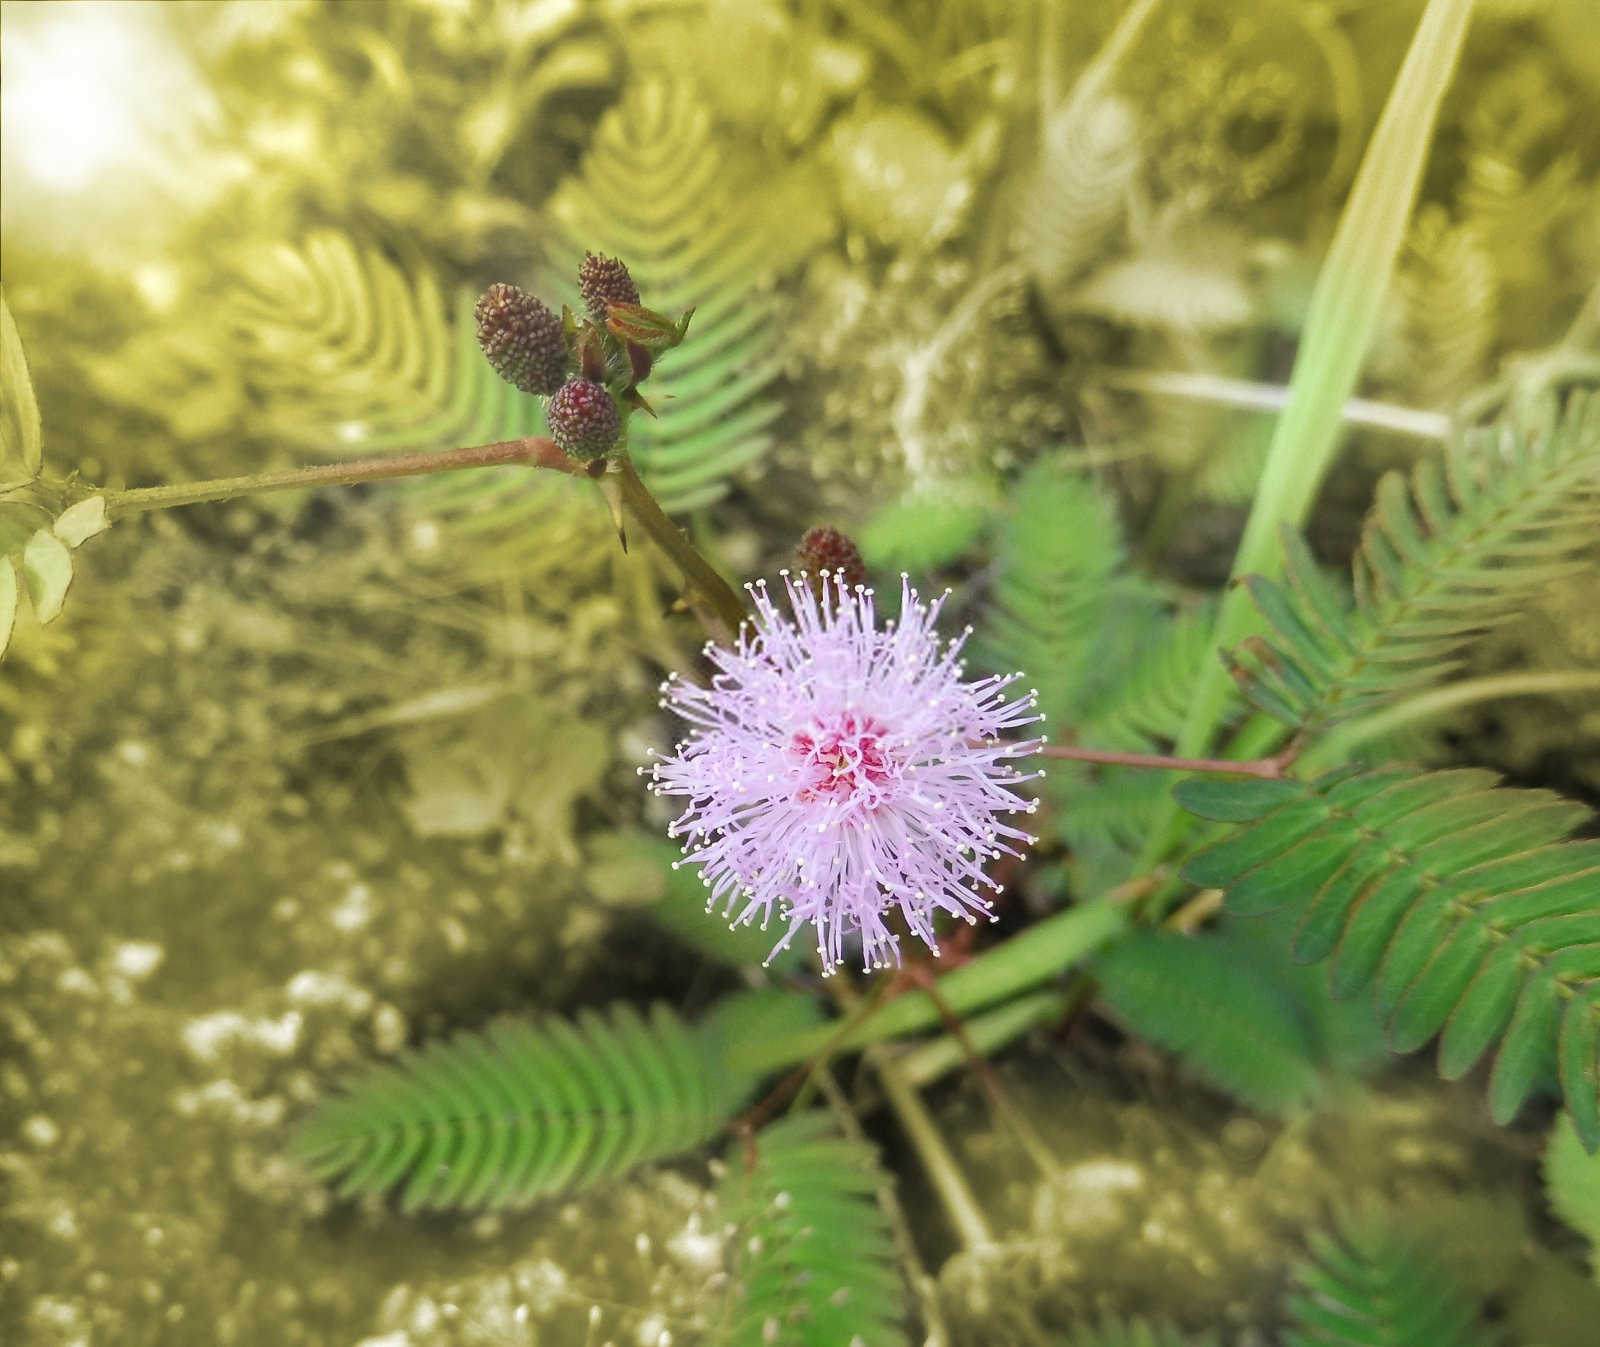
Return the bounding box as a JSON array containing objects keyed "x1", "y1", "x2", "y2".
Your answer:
[
  {"x1": 1040, "y1": 741, "x2": 1301, "y2": 779},
  {"x1": 102, "y1": 434, "x2": 749, "y2": 643},
  {"x1": 612, "y1": 455, "x2": 750, "y2": 635},
  {"x1": 104, "y1": 436, "x2": 582, "y2": 518}
]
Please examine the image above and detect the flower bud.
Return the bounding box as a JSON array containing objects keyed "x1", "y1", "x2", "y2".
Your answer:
[
  {"x1": 474, "y1": 283, "x2": 566, "y2": 396},
  {"x1": 578, "y1": 252, "x2": 640, "y2": 321},
  {"x1": 796, "y1": 527, "x2": 868, "y2": 589},
  {"x1": 546, "y1": 378, "x2": 622, "y2": 460}
]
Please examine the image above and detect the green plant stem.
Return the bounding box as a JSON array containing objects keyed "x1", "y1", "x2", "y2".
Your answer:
[
  {"x1": 104, "y1": 436, "x2": 582, "y2": 519},
  {"x1": 1133, "y1": 0, "x2": 1476, "y2": 880},
  {"x1": 731, "y1": 894, "x2": 1130, "y2": 1076},
  {"x1": 613, "y1": 456, "x2": 749, "y2": 632},
  {"x1": 101, "y1": 435, "x2": 749, "y2": 640},
  {"x1": 1040, "y1": 743, "x2": 1295, "y2": 779},
  {"x1": 896, "y1": 989, "x2": 1069, "y2": 1089},
  {"x1": 899, "y1": 963, "x2": 1060, "y2": 1178},
  {"x1": 1303, "y1": 669, "x2": 1600, "y2": 771},
  {"x1": 833, "y1": 981, "x2": 995, "y2": 1250}
]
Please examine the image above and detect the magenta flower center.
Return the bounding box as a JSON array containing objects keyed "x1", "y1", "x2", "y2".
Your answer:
[{"x1": 790, "y1": 713, "x2": 895, "y2": 806}]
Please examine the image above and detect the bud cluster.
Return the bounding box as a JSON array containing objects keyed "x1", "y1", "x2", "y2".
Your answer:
[{"x1": 473, "y1": 254, "x2": 694, "y2": 465}]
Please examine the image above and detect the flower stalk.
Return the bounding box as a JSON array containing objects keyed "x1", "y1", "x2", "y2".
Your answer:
[
  {"x1": 104, "y1": 436, "x2": 582, "y2": 520},
  {"x1": 1039, "y1": 741, "x2": 1300, "y2": 779}
]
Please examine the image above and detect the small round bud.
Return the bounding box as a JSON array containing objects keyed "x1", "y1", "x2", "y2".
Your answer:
[
  {"x1": 475, "y1": 283, "x2": 565, "y2": 396},
  {"x1": 547, "y1": 378, "x2": 621, "y2": 460},
  {"x1": 578, "y1": 252, "x2": 640, "y2": 320},
  {"x1": 796, "y1": 527, "x2": 868, "y2": 589}
]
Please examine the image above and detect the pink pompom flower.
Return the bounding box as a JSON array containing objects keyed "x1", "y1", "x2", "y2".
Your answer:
[{"x1": 646, "y1": 572, "x2": 1045, "y2": 974}]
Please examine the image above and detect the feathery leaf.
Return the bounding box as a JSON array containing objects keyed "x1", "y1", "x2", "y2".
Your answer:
[
  {"x1": 714, "y1": 1111, "x2": 908, "y2": 1347},
  {"x1": 1229, "y1": 394, "x2": 1600, "y2": 736},
  {"x1": 1285, "y1": 1208, "x2": 1498, "y2": 1347},
  {"x1": 1178, "y1": 765, "x2": 1600, "y2": 1146},
  {"x1": 290, "y1": 997, "x2": 765, "y2": 1211}
]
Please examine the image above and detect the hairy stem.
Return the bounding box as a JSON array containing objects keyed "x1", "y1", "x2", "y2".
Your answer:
[
  {"x1": 613, "y1": 456, "x2": 750, "y2": 633},
  {"x1": 1040, "y1": 742, "x2": 1297, "y2": 778},
  {"x1": 105, "y1": 436, "x2": 581, "y2": 518},
  {"x1": 1102, "y1": 369, "x2": 1451, "y2": 442}
]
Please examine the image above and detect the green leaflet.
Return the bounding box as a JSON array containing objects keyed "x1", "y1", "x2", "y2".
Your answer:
[
  {"x1": 0, "y1": 291, "x2": 111, "y2": 659},
  {"x1": 1094, "y1": 916, "x2": 1388, "y2": 1117},
  {"x1": 1284, "y1": 1208, "x2": 1498, "y2": 1347},
  {"x1": 713, "y1": 1111, "x2": 908, "y2": 1347},
  {"x1": 1228, "y1": 394, "x2": 1600, "y2": 737},
  {"x1": 289, "y1": 992, "x2": 808, "y2": 1212},
  {"x1": 1094, "y1": 928, "x2": 1325, "y2": 1115},
  {"x1": 1176, "y1": 765, "x2": 1600, "y2": 1148},
  {"x1": 858, "y1": 474, "x2": 997, "y2": 573},
  {"x1": 1545, "y1": 1111, "x2": 1600, "y2": 1285}
]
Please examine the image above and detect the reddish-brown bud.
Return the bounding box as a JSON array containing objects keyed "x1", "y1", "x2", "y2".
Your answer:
[
  {"x1": 578, "y1": 252, "x2": 640, "y2": 321},
  {"x1": 546, "y1": 378, "x2": 621, "y2": 460},
  {"x1": 796, "y1": 527, "x2": 868, "y2": 589},
  {"x1": 474, "y1": 283, "x2": 566, "y2": 396}
]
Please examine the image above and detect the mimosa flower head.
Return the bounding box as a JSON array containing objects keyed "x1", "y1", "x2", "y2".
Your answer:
[{"x1": 646, "y1": 572, "x2": 1044, "y2": 973}]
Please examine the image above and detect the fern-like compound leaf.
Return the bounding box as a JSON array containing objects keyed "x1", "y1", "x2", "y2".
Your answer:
[
  {"x1": 1095, "y1": 929, "x2": 1326, "y2": 1115},
  {"x1": 1284, "y1": 1209, "x2": 1497, "y2": 1347},
  {"x1": 1227, "y1": 393, "x2": 1600, "y2": 735},
  {"x1": 290, "y1": 999, "x2": 752, "y2": 1212},
  {"x1": 1177, "y1": 766, "x2": 1600, "y2": 1148},
  {"x1": 714, "y1": 1111, "x2": 908, "y2": 1347},
  {"x1": 979, "y1": 461, "x2": 1168, "y2": 736}
]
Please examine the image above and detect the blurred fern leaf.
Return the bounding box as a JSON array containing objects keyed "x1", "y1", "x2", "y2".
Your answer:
[
  {"x1": 714, "y1": 1111, "x2": 908, "y2": 1347},
  {"x1": 1228, "y1": 394, "x2": 1600, "y2": 736},
  {"x1": 1178, "y1": 765, "x2": 1600, "y2": 1147},
  {"x1": 1015, "y1": 95, "x2": 1139, "y2": 288},
  {"x1": 1095, "y1": 929, "x2": 1326, "y2": 1115},
  {"x1": 857, "y1": 475, "x2": 997, "y2": 573},
  {"x1": 979, "y1": 462, "x2": 1217, "y2": 891},
  {"x1": 1388, "y1": 204, "x2": 1497, "y2": 409},
  {"x1": 539, "y1": 77, "x2": 811, "y2": 510},
  {"x1": 1285, "y1": 1208, "x2": 1497, "y2": 1347},
  {"x1": 291, "y1": 997, "x2": 761, "y2": 1212},
  {"x1": 979, "y1": 460, "x2": 1167, "y2": 733}
]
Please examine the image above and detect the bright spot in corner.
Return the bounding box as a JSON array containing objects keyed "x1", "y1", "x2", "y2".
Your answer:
[{"x1": 1, "y1": 1, "x2": 213, "y2": 199}]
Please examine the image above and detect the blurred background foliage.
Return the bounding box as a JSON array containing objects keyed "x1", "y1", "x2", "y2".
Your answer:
[{"x1": 2, "y1": 1, "x2": 1599, "y2": 1344}]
